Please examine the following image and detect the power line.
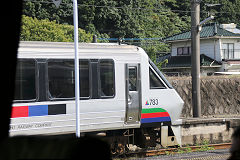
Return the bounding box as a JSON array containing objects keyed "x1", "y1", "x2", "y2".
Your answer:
[
  {"x1": 22, "y1": 0, "x2": 176, "y2": 12},
  {"x1": 22, "y1": 0, "x2": 194, "y2": 18},
  {"x1": 98, "y1": 37, "x2": 163, "y2": 41},
  {"x1": 23, "y1": 0, "x2": 240, "y2": 15},
  {"x1": 21, "y1": 0, "x2": 202, "y2": 14}
]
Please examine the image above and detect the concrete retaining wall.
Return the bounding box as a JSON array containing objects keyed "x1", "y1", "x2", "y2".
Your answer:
[
  {"x1": 179, "y1": 118, "x2": 239, "y2": 146},
  {"x1": 168, "y1": 76, "x2": 240, "y2": 118},
  {"x1": 168, "y1": 76, "x2": 240, "y2": 146}
]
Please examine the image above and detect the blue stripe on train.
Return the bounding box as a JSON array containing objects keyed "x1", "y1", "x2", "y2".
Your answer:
[
  {"x1": 28, "y1": 105, "x2": 48, "y2": 117},
  {"x1": 141, "y1": 117, "x2": 171, "y2": 123}
]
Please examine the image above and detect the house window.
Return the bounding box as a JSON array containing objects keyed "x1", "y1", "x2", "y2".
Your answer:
[
  {"x1": 177, "y1": 47, "x2": 191, "y2": 55},
  {"x1": 177, "y1": 47, "x2": 183, "y2": 55},
  {"x1": 222, "y1": 43, "x2": 234, "y2": 59}
]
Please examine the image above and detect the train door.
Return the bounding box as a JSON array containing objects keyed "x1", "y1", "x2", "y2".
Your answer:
[{"x1": 125, "y1": 64, "x2": 141, "y2": 124}]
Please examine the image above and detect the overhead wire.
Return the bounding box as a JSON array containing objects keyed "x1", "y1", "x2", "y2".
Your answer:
[
  {"x1": 22, "y1": 0, "x2": 240, "y2": 15},
  {"x1": 22, "y1": 0, "x2": 239, "y2": 44},
  {"x1": 22, "y1": 0, "x2": 237, "y2": 15}
]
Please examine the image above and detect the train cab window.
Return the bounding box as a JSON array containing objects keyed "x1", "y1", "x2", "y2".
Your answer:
[
  {"x1": 14, "y1": 59, "x2": 36, "y2": 101},
  {"x1": 99, "y1": 60, "x2": 115, "y2": 97},
  {"x1": 149, "y1": 67, "x2": 166, "y2": 89},
  {"x1": 48, "y1": 59, "x2": 90, "y2": 100}
]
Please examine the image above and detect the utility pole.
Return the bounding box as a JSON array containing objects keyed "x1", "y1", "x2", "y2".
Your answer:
[
  {"x1": 191, "y1": 0, "x2": 201, "y2": 117},
  {"x1": 73, "y1": 0, "x2": 80, "y2": 137},
  {"x1": 52, "y1": 0, "x2": 80, "y2": 137}
]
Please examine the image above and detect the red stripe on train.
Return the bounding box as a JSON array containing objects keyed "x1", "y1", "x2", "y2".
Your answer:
[
  {"x1": 11, "y1": 106, "x2": 28, "y2": 118},
  {"x1": 141, "y1": 112, "x2": 169, "y2": 119}
]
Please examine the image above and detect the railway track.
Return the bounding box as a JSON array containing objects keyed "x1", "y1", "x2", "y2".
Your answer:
[{"x1": 115, "y1": 143, "x2": 232, "y2": 158}]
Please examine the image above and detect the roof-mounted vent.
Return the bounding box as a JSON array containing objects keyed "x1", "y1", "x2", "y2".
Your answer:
[
  {"x1": 220, "y1": 23, "x2": 240, "y2": 34},
  {"x1": 220, "y1": 23, "x2": 237, "y2": 29}
]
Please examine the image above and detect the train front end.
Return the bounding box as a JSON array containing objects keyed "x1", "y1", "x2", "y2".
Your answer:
[{"x1": 139, "y1": 49, "x2": 184, "y2": 147}]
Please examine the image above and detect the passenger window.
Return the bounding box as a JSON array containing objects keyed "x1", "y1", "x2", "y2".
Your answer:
[
  {"x1": 80, "y1": 60, "x2": 90, "y2": 98},
  {"x1": 48, "y1": 59, "x2": 90, "y2": 99},
  {"x1": 48, "y1": 60, "x2": 74, "y2": 99},
  {"x1": 14, "y1": 59, "x2": 36, "y2": 101},
  {"x1": 149, "y1": 67, "x2": 166, "y2": 89},
  {"x1": 99, "y1": 60, "x2": 115, "y2": 97}
]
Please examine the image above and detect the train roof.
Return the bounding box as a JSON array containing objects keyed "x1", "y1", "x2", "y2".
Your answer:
[
  {"x1": 19, "y1": 41, "x2": 139, "y2": 51},
  {"x1": 17, "y1": 41, "x2": 145, "y2": 60}
]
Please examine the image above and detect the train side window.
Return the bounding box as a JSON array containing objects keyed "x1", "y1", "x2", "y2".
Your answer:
[
  {"x1": 48, "y1": 60, "x2": 74, "y2": 99},
  {"x1": 14, "y1": 59, "x2": 37, "y2": 101},
  {"x1": 99, "y1": 59, "x2": 115, "y2": 98},
  {"x1": 47, "y1": 59, "x2": 90, "y2": 100},
  {"x1": 79, "y1": 60, "x2": 91, "y2": 98},
  {"x1": 149, "y1": 67, "x2": 166, "y2": 89}
]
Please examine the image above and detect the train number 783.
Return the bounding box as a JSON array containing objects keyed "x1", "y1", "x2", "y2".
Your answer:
[{"x1": 149, "y1": 99, "x2": 158, "y2": 105}]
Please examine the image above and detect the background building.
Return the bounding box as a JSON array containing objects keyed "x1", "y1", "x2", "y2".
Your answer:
[{"x1": 160, "y1": 23, "x2": 240, "y2": 76}]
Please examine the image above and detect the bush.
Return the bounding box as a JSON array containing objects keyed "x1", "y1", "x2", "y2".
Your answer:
[{"x1": 20, "y1": 15, "x2": 93, "y2": 42}]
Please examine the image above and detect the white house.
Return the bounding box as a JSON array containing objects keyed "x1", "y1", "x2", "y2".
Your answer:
[{"x1": 160, "y1": 23, "x2": 240, "y2": 76}]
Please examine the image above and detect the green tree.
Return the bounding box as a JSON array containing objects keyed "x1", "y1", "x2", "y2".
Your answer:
[
  {"x1": 23, "y1": 0, "x2": 73, "y2": 25},
  {"x1": 20, "y1": 15, "x2": 93, "y2": 42},
  {"x1": 21, "y1": 0, "x2": 240, "y2": 61},
  {"x1": 217, "y1": 0, "x2": 240, "y2": 26}
]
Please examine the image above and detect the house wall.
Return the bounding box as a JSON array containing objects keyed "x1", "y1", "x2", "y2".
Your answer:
[
  {"x1": 220, "y1": 38, "x2": 240, "y2": 49},
  {"x1": 171, "y1": 39, "x2": 221, "y2": 61},
  {"x1": 170, "y1": 38, "x2": 240, "y2": 73},
  {"x1": 171, "y1": 41, "x2": 191, "y2": 57},
  {"x1": 200, "y1": 39, "x2": 221, "y2": 61}
]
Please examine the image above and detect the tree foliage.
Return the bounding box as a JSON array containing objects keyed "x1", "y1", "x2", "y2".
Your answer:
[
  {"x1": 22, "y1": 0, "x2": 190, "y2": 38},
  {"x1": 22, "y1": 0, "x2": 240, "y2": 37},
  {"x1": 21, "y1": 0, "x2": 240, "y2": 59},
  {"x1": 20, "y1": 15, "x2": 93, "y2": 42}
]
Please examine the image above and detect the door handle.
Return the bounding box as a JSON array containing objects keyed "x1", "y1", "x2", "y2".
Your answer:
[{"x1": 128, "y1": 95, "x2": 132, "y2": 105}]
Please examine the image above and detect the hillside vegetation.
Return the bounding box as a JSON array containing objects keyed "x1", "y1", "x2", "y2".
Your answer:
[
  {"x1": 20, "y1": 15, "x2": 93, "y2": 42},
  {"x1": 21, "y1": 0, "x2": 240, "y2": 56}
]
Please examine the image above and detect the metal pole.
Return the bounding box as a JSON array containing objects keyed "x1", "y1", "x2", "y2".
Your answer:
[
  {"x1": 92, "y1": 35, "x2": 97, "y2": 43},
  {"x1": 191, "y1": 0, "x2": 201, "y2": 117},
  {"x1": 73, "y1": 0, "x2": 80, "y2": 137}
]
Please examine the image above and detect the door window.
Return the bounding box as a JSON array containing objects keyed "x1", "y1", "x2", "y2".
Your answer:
[{"x1": 129, "y1": 67, "x2": 137, "y2": 91}]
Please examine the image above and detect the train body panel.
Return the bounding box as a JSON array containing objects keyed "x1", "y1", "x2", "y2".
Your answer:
[
  {"x1": 10, "y1": 41, "x2": 183, "y2": 138},
  {"x1": 141, "y1": 89, "x2": 183, "y2": 125}
]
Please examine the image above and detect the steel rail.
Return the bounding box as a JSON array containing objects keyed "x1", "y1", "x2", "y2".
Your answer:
[{"x1": 122, "y1": 143, "x2": 232, "y2": 158}]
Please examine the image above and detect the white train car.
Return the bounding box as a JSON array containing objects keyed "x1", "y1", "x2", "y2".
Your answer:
[{"x1": 10, "y1": 41, "x2": 183, "y2": 149}]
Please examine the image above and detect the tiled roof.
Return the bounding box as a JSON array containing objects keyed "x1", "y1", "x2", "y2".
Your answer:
[
  {"x1": 158, "y1": 54, "x2": 221, "y2": 68},
  {"x1": 164, "y1": 23, "x2": 240, "y2": 42}
]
